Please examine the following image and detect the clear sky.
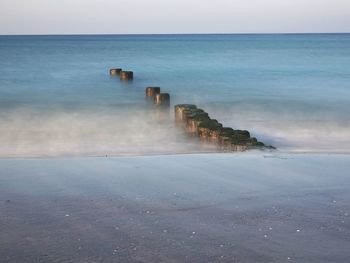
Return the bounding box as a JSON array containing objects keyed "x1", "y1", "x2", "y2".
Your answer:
[{"x1": 0, "y1": 0, "x2": 349, "y2": 35}]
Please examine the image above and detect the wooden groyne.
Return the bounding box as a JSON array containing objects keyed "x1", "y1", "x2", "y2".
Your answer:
[
  {"x1": 109, "y1": 67, "x2": 274, "y2": 152},
  {"x1": 175, "y1": 104, "x2": 273, "y2": 151}
]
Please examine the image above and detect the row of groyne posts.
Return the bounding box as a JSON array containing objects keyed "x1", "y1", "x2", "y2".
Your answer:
[{"x1": 110, "y1": 68, "x2": 274, "y2": 152}]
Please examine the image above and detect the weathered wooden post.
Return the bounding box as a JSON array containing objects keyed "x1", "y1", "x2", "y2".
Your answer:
[
  {"x1": 198, "y1": 127, "x2": 211, "y2": 142},
  {"x1": 120, "y1": 71, "x2": 134, "y2": 80},
  {"x1": 217, "y1": 127, "x2": 234, "y2": 150},
  {"x1": 174, "y1": 104, "x2": 197, "y2": 123},
  {"x1": 146, "y1": 87, "x2": 161, "y2": 98},
  {"x1": 231, "y1": 144, "x2": 248, "y2": 152},
  {"x1": 154, "y1": 93, "x2": 170, "y2": 107},
  {"x1": 185, "y1": 110, "x2": 209, "y2": 134},
  {"x1": 208, "y1": 120, "x2": 223, "y2": 143},
  {"x1": 198, "y1": 120, "x2": 220, "y2": 142},
  {"x1": 109, "y1": 68, "x2": 122, "y2": 76}
]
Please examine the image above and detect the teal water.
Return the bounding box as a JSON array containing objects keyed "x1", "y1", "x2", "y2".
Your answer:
[{"x1": 0, "y1": 34, "x2": 349, "y2": 156}]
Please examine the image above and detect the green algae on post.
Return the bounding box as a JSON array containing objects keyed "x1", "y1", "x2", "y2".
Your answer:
[{"x1": 174, "y1": 104, "x2": 274, "y2": 152}]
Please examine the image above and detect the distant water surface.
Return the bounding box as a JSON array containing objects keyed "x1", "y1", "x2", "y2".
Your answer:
[{"x1": 0, "y1": 34, "x2": 349, "y2": 156}]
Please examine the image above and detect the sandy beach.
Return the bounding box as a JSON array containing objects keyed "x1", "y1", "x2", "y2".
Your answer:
[{"x1": 1, "y1": 153, "x2": 349, "y2": 262}]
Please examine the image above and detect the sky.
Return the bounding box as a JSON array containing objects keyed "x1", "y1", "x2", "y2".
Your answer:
[{"x1": 0, "y1": 0, "x2": 349, "y2": 35}]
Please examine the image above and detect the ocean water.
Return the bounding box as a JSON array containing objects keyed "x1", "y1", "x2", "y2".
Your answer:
[{"x1": 0, "y1": 34, "x2": 349, "y2": 156}]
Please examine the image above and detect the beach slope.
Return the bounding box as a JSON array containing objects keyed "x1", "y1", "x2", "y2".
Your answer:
[{"x1": 1, "y1": 153, "x2": 350, "y2": 262}]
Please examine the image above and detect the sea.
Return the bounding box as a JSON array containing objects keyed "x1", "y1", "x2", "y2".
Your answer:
[{"x1": 0, "y1": 34, "x2": 349, "y2": 157}]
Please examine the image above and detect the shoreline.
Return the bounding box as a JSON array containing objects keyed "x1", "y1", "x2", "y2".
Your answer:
[
  {"x1": 0, "y1": 150, "x2": 349, "y2": 160},
  {"x1": 1, "y1": 33, "x2": 349, "y2": 37}
]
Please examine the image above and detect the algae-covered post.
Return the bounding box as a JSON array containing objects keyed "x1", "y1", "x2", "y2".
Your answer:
[
  {"x1": 174, "y1": 104, "x2": 274, "y2": 152},
  {"x1": 120, "y1": 71, "x2": 134, "y2": 80},
  {"x1": 109, "y1": 68, "x2": 122, "y2": 76},
  {"x1": 185, "y1": 109, "x2": 210, "y2": 135},
  {"x1": 198, "y1": 119, "x2": 222, "y2": 142},
  {"x1": 154, "y1": 93, "x2": 170, "y2": 107},
  {"x1": 174, "y1": 104, "x2": 197, "y2": 123},
  {"x1": 146, "y1": 87, "x2": 161, "y2": 98}
]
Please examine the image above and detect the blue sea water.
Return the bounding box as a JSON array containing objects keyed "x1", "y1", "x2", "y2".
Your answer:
[{"x1": 0, "y1": 34, "x2": 349, "y2": 156}]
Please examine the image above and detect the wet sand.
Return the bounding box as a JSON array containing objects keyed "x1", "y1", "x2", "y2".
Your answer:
[{"x1": 1, "y1": 153, "x2": 350, "y2": 262}]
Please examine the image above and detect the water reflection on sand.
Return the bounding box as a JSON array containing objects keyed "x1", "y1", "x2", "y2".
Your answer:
[{"x1": 1, "y1": 153, "x2": 350, "y2": 262}]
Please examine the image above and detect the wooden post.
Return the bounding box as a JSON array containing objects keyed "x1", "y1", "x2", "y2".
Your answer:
[
  {"x1": 120, "y1": 71, "x2": 134, "y2": 80},
  {"x1": 154, "y1": 93, "x2": 170, "y2": 107},
  {"x1": 110, "y1": 68, "x2": 122, "y2": 76},
  {"x1": 174, "y1": 104, "x2": 197, "y2": 123},
  {"x1": 146, "y1": 87, "x2": 161, "y2": 98}
]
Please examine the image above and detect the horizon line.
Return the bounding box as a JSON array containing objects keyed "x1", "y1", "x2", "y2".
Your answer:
[{"x1": 0, "y1": 32, "x2": 349, "y2": 37}]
